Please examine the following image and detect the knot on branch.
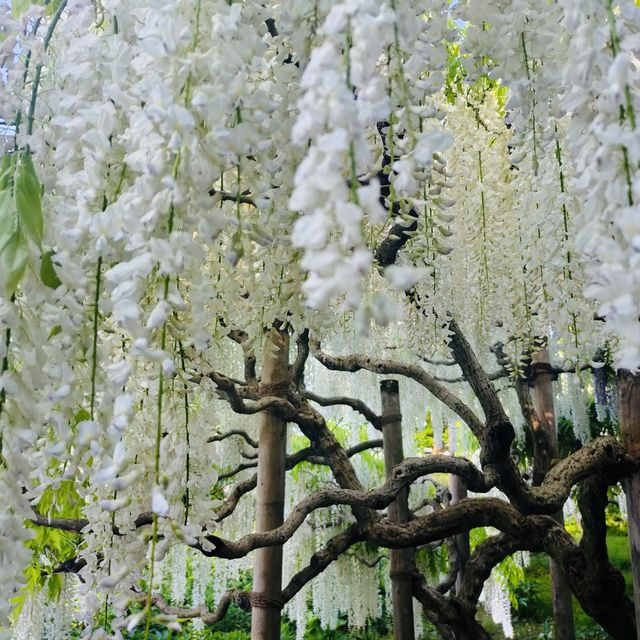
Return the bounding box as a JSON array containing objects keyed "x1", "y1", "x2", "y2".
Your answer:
[
  {"x1": 391, "y1": 464, "x2": 407, "y2": 479},
  {"x1": 258, "y1": 380, "x2": 290, "y2": 397},
  {"x1": 232, "y1": 590, "x2": 252, "y2": 611},
  {"x1": 250, "y1": 591, "x2": 284, "y2": 610},
  {"x1": 380, "y1": 412, "x2": 402, "y2": 425}
]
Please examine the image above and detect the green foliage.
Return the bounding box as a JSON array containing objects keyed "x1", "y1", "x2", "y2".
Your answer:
[
  {"x1": 564, "y1": 514, "x2": 583, "y2": 539},
  {"x1": 443, "y1": 42, "x2": 465, "y2": 104},
  {"x1": 497, "y1": 554, "x2": 526, "y2": 609},
  {"x1": 510, "y1": 531, "x2": 633, "y2": 638},
  {"x1": 469, "y1": 526, "x2": 488, "y2": 551},
  {"x1": 605, "y1": 486, "x2": 628, "y2": 535},
  {"x1": 415, "y1": 539, "x2": 448, "y2": 581},
  {"x1": 511, "y1": 580, "x2": 541, "y2": 622},
  {"x1": 0, "y1": 150, "x2": 45, "y2": 296},
  {"x1": 442, "y1": 38, "x2": 508, "y2": 117},
  {"x1": 287, "y1": 420, "x2": 383, "y2": 486},
  {"x1": 14, "y1": 481, "x2": 82, "y2": 617},
  {"x1": 414, "y1": 410, "x2": 447, "y2": 452}
]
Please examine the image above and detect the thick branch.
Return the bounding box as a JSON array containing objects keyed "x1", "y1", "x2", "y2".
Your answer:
[
  {"x1": 310, "y1": 340, "x2": 484, "y2": 437},
  {"x1": 445, "y1": 319, "x2": 504, "y2": 423},
  {"x1": 32, "y1": 439, "x2": 632, "y2": 540},
  {"x1": 206, "y1": 370, "x2": 296, "y2": 417},
  {"x1": 226, "y1": 329, "x2": 257, "y2": 383},
  {"x1": 202, "y1": 455, "x2": 489, "y2": 559},
  {"x1": 290, "y1": 329, "x2": 309, "y2": 385}
]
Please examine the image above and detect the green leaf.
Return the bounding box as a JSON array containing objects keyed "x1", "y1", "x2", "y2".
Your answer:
[
  {"x1": 40, "y1": 250, "x2": 62, "y2": 289},
  {"x1": 73, "y1": 408, "x2": 91, "y2": 425},
  {"x1": 0, "y1": 153, "x2": 16, "y2": 190},
  {"x1": 0, "y1": 188, "x2": 17, "y2": 254},
  {"x1": 47, "y1": 573, "x2": 64, "y2": 600},
  {"x1": 0, "y1": 229, "x2": 29, "y2": 296},
  {"x1": 48, "y1": 325, "x2": 62, "y2": 339},
  {"x1": 15, "y1": 152, "x2": 44, "y2": 248}
]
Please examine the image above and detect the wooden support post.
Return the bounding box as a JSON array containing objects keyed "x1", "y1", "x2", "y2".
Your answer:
[
  {"x1": 251, "y1": 328, "x2": 289, "y2": 640},
  {"x1": 380, "y1": 379, "x2": 415, "y2": 640},
  {"x1": 619, "y1": 370, "x2": 640, "y2": 640},
  {"x1": 532, "y1": 346, "x2": 576, "y2": 640},
  {"x1": 448, "y1": 474, "x2": 470, "y2": 594}
]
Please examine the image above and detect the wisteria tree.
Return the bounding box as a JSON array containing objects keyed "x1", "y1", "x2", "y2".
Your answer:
[{"x1": 1, "y1": 1, "x2": 640, "y2": 639}]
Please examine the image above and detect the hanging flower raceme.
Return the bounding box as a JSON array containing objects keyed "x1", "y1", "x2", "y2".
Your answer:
[
  {"x1": 290, "y1": 1, "x2": 391, "y2": 310},
  {"x1": 559, "y1": 0, "x2": 640, "y2": 368}
]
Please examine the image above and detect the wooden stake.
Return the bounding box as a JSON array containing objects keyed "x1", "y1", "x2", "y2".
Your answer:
[
  {"x1": 251, "y1": 328, "x2": 289, "y2": 640},
  {"x1": 448, "y1": 474, "x2": 470, "y2": 594},
  {"x1": 380, "y1": 379, "x2": 415, "y2": 640},
  {"x1": 532, "y1": 346, "x2": 576, "y2": 640},
  {"x1": 619, "y1": 370, "x2": 640, "y2": 640}
]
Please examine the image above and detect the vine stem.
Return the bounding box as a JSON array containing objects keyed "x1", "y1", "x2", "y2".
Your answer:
[
  {"x1": 26, "y1": 0, "x2": 69, "y2": 138},
  {"x1": 90, "y1": 258, "x2": 103, "y2": 420},
  {"x1": 179, "y1": 341, "x2": 191, "y2": 526},
  {"x1": 344, "y1": 20, "x2": 360, "y2": 207}
]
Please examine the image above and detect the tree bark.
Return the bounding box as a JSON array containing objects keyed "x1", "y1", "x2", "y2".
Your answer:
[
  {"x1": 532, "y1": 346, "x2": 576, "y2": 640},
  {"x1": 380, "y1": 379, "x2": 415, "y2": 640},
  {"x1": 251, "y1": 328, "x2": 289, "y2": 640},
  {"x1": 619, "y1": 369, "x2": 640, "y2": 640}
]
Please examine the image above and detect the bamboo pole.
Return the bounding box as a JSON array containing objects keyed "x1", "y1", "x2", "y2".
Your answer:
[
  {"x1": 251, "y1": 328, "x2": 289, "y2": 640},
  {"x1": 380, "y1": 379, "x2": 415, "y2": 640}
]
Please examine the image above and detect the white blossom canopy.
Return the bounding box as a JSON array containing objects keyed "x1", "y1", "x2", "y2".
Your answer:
[{"x1": 0, "y1": 0, "x2": 638, "y2": 637}]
